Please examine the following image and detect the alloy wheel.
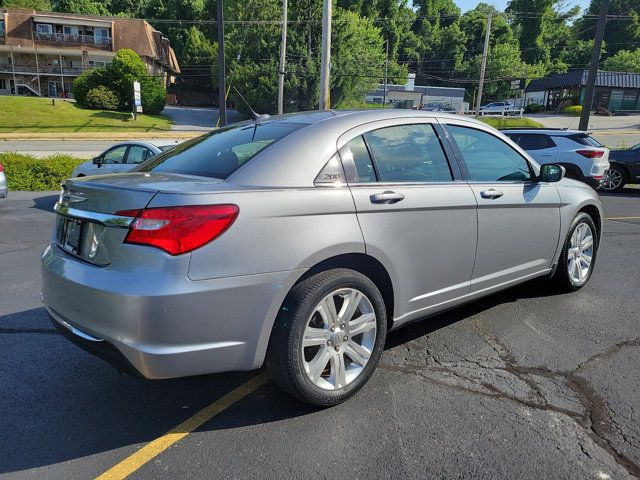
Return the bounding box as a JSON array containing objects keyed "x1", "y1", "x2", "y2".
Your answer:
[
  {"x1": 601, "y1": 168, "x2": 623, "y2": 191},
  {"x1": 567, "y1": 222, "x2": 594, "y2": 285},
  {"x1": 301, "y1": 288, "x2": 377, "y2": 390}
]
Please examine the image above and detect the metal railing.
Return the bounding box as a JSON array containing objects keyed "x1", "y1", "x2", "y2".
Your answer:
[
  {"x1": 466, "y1": 108, "x2": 524, "y2": 118},
  {"x1": 0, "y1": 62, "x2": 90, "y2": 76},
  {"x1": 34, "y1": 32, "x2": 112, "y2": 48}
]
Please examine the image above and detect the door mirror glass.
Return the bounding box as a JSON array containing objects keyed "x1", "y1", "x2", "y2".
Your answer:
[
  {"x1": 92, "y1": 156, "x2": 102, "y2": 166},
  {"x1": 538, "y1": 164, "x2": 565, "y2": 183}
]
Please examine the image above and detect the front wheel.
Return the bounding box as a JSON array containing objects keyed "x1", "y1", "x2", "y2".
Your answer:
[
  {"x1": 551, "y1": 212, "x2": 598, "y2": 292},
  {"x1": 601, "y1": 165, "x2": 626, "y2": 192},
  {"x1": 266, "y1": 269, "x2": 387, "y2": 407}
]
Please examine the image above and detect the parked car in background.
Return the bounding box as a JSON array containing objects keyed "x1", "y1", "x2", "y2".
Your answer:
[
  {"x1": 43, "y1": 110, "x2": 603, "y2": 407},
  {"x1": 502, "y1": 129, "x2": 610, "y2": 189},
  {"x1": 479, "y1": 101, "x2": 515, "y2": 114},
  {"x1": 71, "y1": 142, "x2": 176, "y2": 177},
  {"x1": 601, "y1": 142, "x2": 640, "y2": 192},
  {"x1": 421, "y1": 103, "x2": 456, "y2": 112},
  {"x1": 0, "y1": 162, "x2": 7, "y2": 198}
]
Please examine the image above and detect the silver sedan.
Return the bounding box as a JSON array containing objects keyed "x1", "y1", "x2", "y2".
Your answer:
[
  {"x1": 42, "y1": 110, "x2": 603, "y2": 406},
  {"x1": 71, "y1": 141, "x2": 175, "y2": 177}
]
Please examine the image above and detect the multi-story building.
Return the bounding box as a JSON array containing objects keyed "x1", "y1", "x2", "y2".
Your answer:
[{"x1": 0, "y1": 8, "x2": 180, "y2": 97}]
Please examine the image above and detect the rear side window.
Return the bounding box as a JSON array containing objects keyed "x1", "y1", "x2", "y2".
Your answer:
[
  {"x1": 448, "y1": 125, "x2": 532, "y2": 182},
  {"x1": 339, "y1": 136, "x2": 376, "y2": 183},
  {"x1": 513, "y1": 134, "x2": 556, "y2": 150},
  {"x1": 363, "y1": 124, "x2": 453, "y2": 182},
  {"x1": 564, "y1": 133, "x2": 602, "y2": 147},
  {"x1": 139, "y1": 123, "x2": 304, "y2": 179}
]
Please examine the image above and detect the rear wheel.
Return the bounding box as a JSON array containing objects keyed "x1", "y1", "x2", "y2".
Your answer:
[
  {"x1": 601, "y1": 165, "x2": 626, "y2": 192},
  {"x1": 551, "y1": 212, "x2": 598, "y2": 292},
  {"x1": 266, "y1": 268, "x2": 387, "y2": 406}
]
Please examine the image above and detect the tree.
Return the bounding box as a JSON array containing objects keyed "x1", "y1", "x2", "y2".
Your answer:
[
  {"x1": 560, "y1": 39, "x2": 606, "y2": 69},
  {"x1": 1, "y1": 0, "x2": 52, "y2": 9},
  {"x1": 575, "y1": 0, "x2": 640, "y2": 57},
  {"x1": 53, "y1": 0, "x2": 111, "y2": 15},
  {"x1": 603, "y1": 48, "x2": 640, "y2": 72}
]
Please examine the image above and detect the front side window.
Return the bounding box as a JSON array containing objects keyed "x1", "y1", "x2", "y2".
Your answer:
[
  {"x1": 126, "y1": 146, "x2": 152, "y2": 164},
  {"x1": 102, "y1": 145, "x2": 128, "y2": 164},
  {"x1": 139, "y1": 122, "x2": 305, "y2": 179},
  {"x1": 363, "y1": 124, "x2": 452, "y2": 182},
  {"x1": 448, "y1": 125, "x2": 532, "y2": 182}
]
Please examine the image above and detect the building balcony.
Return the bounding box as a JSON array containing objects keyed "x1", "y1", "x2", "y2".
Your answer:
[
  {"x1": 34, "y1": 32, "x2": 112, "y2": 51},
  {"x1": 0, "y1": 62, "x2": 87, "y2": 76}
]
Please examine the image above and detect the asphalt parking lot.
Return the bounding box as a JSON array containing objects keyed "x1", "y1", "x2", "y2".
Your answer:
[{"x1": 1, "y1": 189, "x2": 639, "y2": 480}]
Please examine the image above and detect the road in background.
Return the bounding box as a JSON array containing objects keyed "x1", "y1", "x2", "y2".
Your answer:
[{"x1": 1, "y1": 189, "x2": 639, "y2": 479}]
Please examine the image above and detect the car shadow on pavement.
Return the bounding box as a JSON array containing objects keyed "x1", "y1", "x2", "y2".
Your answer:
[
  {"x1": 31, "y1": 193, "x2": 58, "y2": 212},
  {"x1": 0, "y1": 281, "x2": 563, "y2": 474}
]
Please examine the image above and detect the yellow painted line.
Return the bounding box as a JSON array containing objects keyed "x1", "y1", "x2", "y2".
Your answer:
[
  {"x1": 605, "y1": 216, "x2": 640, "y2": 220},
  {"x1": 96, "y1": 373, "x2": 269, "y2": 480}
]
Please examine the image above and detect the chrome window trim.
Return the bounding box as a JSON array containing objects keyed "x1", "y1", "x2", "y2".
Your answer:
[{"x1": 54, "y1": 203, "x2": 134, "y2": 228}]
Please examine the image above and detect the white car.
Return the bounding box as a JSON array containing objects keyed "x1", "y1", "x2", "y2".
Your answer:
[
  {"x1": 479, "y1": 101, "x2": 516, "y2": 115},
  {"x1": 0, "y1": 161, "x2": 7, "y2": 198},
  {"x1": 71, "y1": 142, "x2": 175, "y2": 177},
  {"x1": 502, "y1": 129, "x2": 609, "y2": 189}
]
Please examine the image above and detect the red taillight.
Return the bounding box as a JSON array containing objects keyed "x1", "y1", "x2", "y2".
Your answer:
[
  {"x1": 115, "y1": 204, "x2": 239, "y2": 255},
  {"x1": 575, "y1": 149, "x2": 604, "y2": 158},
  {"x1": 0, "y1": 162, "x2": 4, "y2": 173}
]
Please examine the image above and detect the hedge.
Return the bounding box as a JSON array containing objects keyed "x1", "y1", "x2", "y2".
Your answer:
[
  {"x1": 563, "y1": 105, "x2": 583, "y2": 116},
  {"x1": 85, "y1": 86, "x2": 120, "y2": 111},
  {"x1": 1, "y1": 153, "x2": 85, "y2": 191}
]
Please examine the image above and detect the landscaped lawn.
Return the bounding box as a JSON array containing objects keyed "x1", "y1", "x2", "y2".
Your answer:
[
  {"x1": 479, "y1": 116, "x2": 544, "y2": 129},
  {"x1": 0, "y1": 97, "x2": 173, "y2": 133}
]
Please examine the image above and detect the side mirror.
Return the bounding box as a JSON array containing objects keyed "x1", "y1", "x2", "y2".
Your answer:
[
  {"x1": 538, "y1": 164, "x2": 565, "y2": 183},
  {"x1": 93, "y1": 156, "x2": 102, "y2": 167}
]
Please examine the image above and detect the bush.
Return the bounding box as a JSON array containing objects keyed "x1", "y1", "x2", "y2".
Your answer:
[
  {"x1": 85, "y1": 86, "x2": 119, "y2": 110},
  {"x1": 1, "y1": 153, "x2": 85, "y2": 191},
  {"x1": 524, "y1": 103, "x2": 543, "y2": 113},
  {"x1": 72, "y1": 68, "x2": 111, "y2": 107},
  {"x1": 563, "y1": 105, "x2": 582, "y2": 116},
  {"x1": 140, "y1": 77, "x2": 167, "y2": 114}
]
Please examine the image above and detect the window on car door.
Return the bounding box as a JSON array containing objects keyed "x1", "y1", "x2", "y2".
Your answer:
[
  {"x1": 362, "y1": 124, "x2": 453, "y2": 182},
  {"x1": 447, "y1": 125, "x2": 532, "y2": 181},
  {"x1": 126, "y1": 146, "x2": 152, "y2": 164},
  {"x1": 102, "y1": 145, "x2": 128, "y2": 164}
]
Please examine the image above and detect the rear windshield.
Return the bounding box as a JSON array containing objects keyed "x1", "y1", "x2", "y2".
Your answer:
[
  {"x1": 563, "y1": 133, "x2": 602, "y2": 147},
  {"x1": 138, "y1": 122, "x2": 305, "y2": 179}
]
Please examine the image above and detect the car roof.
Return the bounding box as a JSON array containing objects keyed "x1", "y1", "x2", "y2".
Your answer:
[
  {"x1": 501, "y1": 129, "x2": 586, "y2": 136},
  {"x1": 106, "y1": 141, "x2": 161, "y2": 150}
]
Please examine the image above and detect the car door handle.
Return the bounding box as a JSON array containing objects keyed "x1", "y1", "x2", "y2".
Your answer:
[
  {"x1": 480, "y1": 189, "x2": 504, "y2": 199},
  {"x1": 112, "y1": 169, "x2": 120, "y2": 173},
  {"x1": 370, "y1": 191, "x2": 405, "y2": 204}
]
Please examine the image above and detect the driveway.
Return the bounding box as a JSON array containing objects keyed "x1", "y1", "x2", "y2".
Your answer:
[{"x1": 162, "y1": 106, "x2": 245, "y2": 131}]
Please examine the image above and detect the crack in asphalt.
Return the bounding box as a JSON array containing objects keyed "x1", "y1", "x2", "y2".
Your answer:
[{"x1": 380, "y1": 327, "x2": 640, "y2": 478}]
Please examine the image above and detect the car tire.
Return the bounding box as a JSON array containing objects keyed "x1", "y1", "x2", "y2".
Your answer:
[
  {"x1": 266, "y1": 268, "x2": 387, "y2": 407},
  {"x1": 77, "y1": 174, "x2": 85, "y2": 177},
  {"x1": 601, "y1": 165, "x2": 626, "y2": 192},
  {"x1": 551, "y1": 212, "x2": 598, "y2": 292}
]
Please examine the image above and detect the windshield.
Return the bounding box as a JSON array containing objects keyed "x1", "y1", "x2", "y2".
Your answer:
[
  {"x1": 632, "y1": 143, "x2": 640, "y2": 151},
  {"x1": 138, "y1": 122, "x2": 305, "y2": 179}
]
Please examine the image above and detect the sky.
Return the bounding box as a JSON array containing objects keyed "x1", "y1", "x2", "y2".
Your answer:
[{"x1": 453, "y1": 0, "x2": 591, "y2": 13}]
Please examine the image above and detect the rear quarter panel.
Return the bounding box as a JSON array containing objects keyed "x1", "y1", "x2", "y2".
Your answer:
[{"x1": 147, "y1": 187, "x2": 365, "y2": 280}]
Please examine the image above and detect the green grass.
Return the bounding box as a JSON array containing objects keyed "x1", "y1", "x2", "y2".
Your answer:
[
  {"x1": 0, "y1": 97, "x2": 173, "y2": 133},
  {"x1": 479, "y1": 117, "x2": 544, "y2": 129}
]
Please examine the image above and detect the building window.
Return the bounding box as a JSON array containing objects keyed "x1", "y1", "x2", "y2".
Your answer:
[
  {"x1": 95, "y1": 28, "x2": 110, "y2": 38},
  {"x1": 0, "y1": 19, "x2": 5, "y2": 35},
  {"x1": 63, "y1": 26, "x2": 80, "y2": 36},
  {"x1": 0, "y1": 78, "x2": 6, "y2": 90},
  {"x1": 36, "y1": 23, "x2": 53, "y2": 34}
]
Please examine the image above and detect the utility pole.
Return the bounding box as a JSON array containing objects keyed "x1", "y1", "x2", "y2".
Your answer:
[
  {"x1": 277, "y1": 0, "x2": 288, "y2": 115},
  {"x1": 579, "y1": 0, "x2": 609, "y2": 131},
  {"x1": 217, "y1": 0, "x2": 227, "y2": 127},
  {"x1": 319, "y1": 0, "x2": 332, "y2": 109},
  {"x1": 474, "y1": 14, "x2": 492, "y2": 118},
  {"x1": 382, "y1": 39, "x2": 389, "y2": 108}
]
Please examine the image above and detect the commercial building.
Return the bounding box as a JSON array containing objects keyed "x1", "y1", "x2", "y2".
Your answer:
[
  {"x1": 524, "y1": 70, "x2": 640, "y2": 113},
  {"x1": 366, "y1": 73, "x2": 466, "y2": 111},
  {"x1": 0, "y1": 8, "x2": 180, "y2": 97}
]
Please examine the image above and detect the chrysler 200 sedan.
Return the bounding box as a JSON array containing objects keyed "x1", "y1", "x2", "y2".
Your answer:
[{"x1": 42, "y1": 110, "x2": 602, "y2": 406}]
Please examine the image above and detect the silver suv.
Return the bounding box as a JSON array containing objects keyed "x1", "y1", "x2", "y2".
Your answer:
[
  {"x1": 42, "y1": 111, "x2": 603, "y2": 406},
  {"x1": 502, "y1": 129, "x2": 610, "y2": 189}
]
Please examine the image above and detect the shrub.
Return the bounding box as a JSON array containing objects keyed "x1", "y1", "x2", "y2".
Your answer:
[
  {"x1": 563, "y1": 105, "x2": 583, "y2": 115},
  {"x1": 85, "y1": 86, "x2": 119, "y2": 110},
  {"x1": 140, "y1": 77, "x2": 167, "y2": 114},
  {"x1": 524, "y1": 103, "x2": 543, "y2": 113},
  {"x1": 72, "y1": 68, "x2": 110, "y2": 107},
  {"x1": 1, "y1": 153, "x2": 85, "y2": 191}
]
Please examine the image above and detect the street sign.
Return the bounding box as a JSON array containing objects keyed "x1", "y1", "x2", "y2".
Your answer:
[
  {"x1": 133, "y1": 81, "x2": 142, "y2": 111},
  {"x1": 510, "y1": 79, "x2": 525, "y2": 90}
]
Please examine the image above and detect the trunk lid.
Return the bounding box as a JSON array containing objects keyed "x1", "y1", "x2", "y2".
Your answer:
[{"x1": 55, "y1": 173, "x2": 227, "y2": 266}]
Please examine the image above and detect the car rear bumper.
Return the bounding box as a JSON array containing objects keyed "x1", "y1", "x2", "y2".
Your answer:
[
  {"x1": 0, "y1": 187, "x2": 7, "y2": 198},
  {"x1": 41, "y1": 243, "x2": 304, "y2": 379}
]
